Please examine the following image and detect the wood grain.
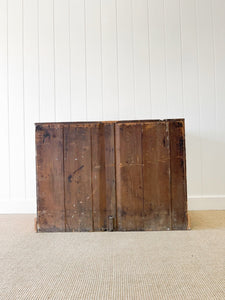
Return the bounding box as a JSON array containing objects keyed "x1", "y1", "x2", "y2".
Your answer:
[
  {"x1": 64, "y1": 124, "x2": 92, "y2": 232},
  {"x1": 36, "y1": 119, "x2": 188, "y2": 232},
  {"x1": 36, "y1": 124, "x2": 65, "y2": 232},
  {"x1": 169, "y1": 119, "x2": 188, "y2": 230},
  {"x1": 116, "y1": 122, "x2": 144, "y2": 231},
  {"x1": 143, "y1": 121, "x2": 171, "y2": 230}
]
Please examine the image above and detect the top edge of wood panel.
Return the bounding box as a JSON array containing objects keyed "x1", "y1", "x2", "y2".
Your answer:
[{"x1": 35, "y1": 118, "x2": 185, "y2": 126}]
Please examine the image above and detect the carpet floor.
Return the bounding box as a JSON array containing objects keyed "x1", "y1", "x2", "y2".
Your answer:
[{"x1": 0, "y1": 211, "x2": 224, "y2": 300}]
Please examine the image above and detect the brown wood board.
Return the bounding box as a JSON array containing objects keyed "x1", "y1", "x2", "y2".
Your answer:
[
  {"x1": 36, "y1": 124, "x2": 65, "y2": 232},
  {"x1": 36, "y1": 119, "x2": 188, "y2": 232}
]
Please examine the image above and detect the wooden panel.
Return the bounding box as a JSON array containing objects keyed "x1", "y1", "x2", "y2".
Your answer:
[
  {"x1": 92, "y1": 123, "x2": 116, "y2": 231},
  {"x1": 36, "y1": 119, "x2": 188, "y2": 232},
  {"x1": 143, "y1": 121, "x2": 171, "y2": 230},
  {"x1": 64, "y1": 124, "x2": 92, "y2": 231},
  {"x1": 91, "y1": 123, "x2": 107, "y2": 230},
  {"x1": 169, "y1": 120, "x2": 188, "y2": 230},
  {"x1": 104, "y1": 123, "x2": 116, "y2": 228},
  {"x1": 36, "y1": 124, "x2": 65, "y2": 232},
  {"x1": 116, "y1": 122, "x2": 143, "y2": 231}
]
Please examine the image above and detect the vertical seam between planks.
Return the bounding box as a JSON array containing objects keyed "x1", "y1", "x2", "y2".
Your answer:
[
  {"x1": 168, "y1": 121, "x2": 172, "y2": 230},
  {"x1": 114, "y1": 123, "x2": 118, "y2": 230},
  {"x1": 195, "y1": 0, "x2": 203, "y2": 197},
  {"x1": 115, "y1": 0, "x2": 120, "y2": 119},
  {"x1": 146, "y1": 0, "x2": 152, "y2": 118},
  {"x1": 84, "y1": 0, "x2": 88, "y2": 120},
  {"x1": 53, "y1": 0, "x2": 56, "y2": 121},
  {"x1": 62, "y1": 125, "x2": 67, "y2": 231},
  {"x1": 141, "y1": 123, "x2": 144, "y2": 229},
  {"x1": 22, "y1": 0, "x2": 26, "y2": 202},
  {"x1": 102, "y1": 124, "x2": 107, "y2": 230},
  {"x1": 68, "y1": 0, "x2": 72, "y2": 121},
  {"x1": 90, "y1": 126, "x2": 94, "y2": 231},
  {"x1": 178, "y1": 0, "x2": 184, "y2": 117},
  {"x1": 6, "y1": 0, "x2": 11, "y2": 202}
]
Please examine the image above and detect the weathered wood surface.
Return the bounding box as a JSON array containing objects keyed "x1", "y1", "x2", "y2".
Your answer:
[
  {"x1": 36, "y1": 119, "x2": 188, "y2": 232},
  {"x1": 116, "y1": 122, "x2": 144, "y2": 231},
  {"x1": 142, "y1": 121, "x2": 171, "y2": 230},
  {"x1": 64, "y1": 124, "x2": 92, "y2": 232},
  {"x1": 36, "y1": 124, "x2": 65, "y2": 232},
  {"x1": 169, "y1": 120, "x2": 188, "y2": 230}
]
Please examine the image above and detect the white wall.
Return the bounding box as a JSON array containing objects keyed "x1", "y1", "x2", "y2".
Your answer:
[{"x1": 0, "y1": 0, "x2": 225, "y2": 213}]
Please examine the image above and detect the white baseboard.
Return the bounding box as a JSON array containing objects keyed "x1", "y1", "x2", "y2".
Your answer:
[
  {"x1": 0, "y1": 200, "x2": 36, "y2": 214},
  {"x1": 0, "y1": 196, "x2": 225, "y2": 213},
  {"x1": 188, "y1": 195, "x2": 225, "y2": 210}
]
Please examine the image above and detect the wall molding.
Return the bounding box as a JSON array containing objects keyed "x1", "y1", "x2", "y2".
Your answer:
[
  {"x1": 188, "y1": 195, "x2": 225, "y2": 210},
  {"x1": 0, "y1": 196, "x2": 225, "y2": 213},
  {"x1": 0, "y1": 200, "x2": 36, "y2": 214}
]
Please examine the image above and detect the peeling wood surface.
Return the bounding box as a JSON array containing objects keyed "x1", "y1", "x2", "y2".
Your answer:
[{"x1": 36, "y1": 119, "x2": 188, "y2": 232}]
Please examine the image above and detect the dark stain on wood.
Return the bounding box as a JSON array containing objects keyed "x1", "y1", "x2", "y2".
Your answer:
[
  {"x1": 35, "y1": 119, "x2": 188, "y2": 232},
  {"x1": 36, "y1": 125, "x2": 43, "y2": 131},
  {"x1": 43, "y1": 131, "x2": 50, "y2": 143}
]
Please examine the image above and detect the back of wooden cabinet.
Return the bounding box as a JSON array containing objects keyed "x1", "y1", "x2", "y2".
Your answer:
[{"x1": 36, "y1": 119, "x2": 188, "y2": 232}]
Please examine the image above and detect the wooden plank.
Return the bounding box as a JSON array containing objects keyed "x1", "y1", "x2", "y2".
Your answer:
[
  {"x1": 115, "y1": 122, "x2": 143, "y2": 231},
  {"x1": 143, "y1": 121, "x2": 171, "y2": 230},
  {"x1": 91, "y1": 123, "x2": 116, "y2": 231},
  {"x1": 64, "y1": 124, "x2": 92, "y2": 231},
  {"x1": 104, "y1": 123, "x2": 116, "y2": 229},
  {"x1": 169, "y1": 119, "x2": 188, "y2": 230},
  {"x1": 91, "y1": 123, "x2": 107, "y2": 230},
  {"x1": 36, "y1": 124, "x2": 65, "y2": 232}
]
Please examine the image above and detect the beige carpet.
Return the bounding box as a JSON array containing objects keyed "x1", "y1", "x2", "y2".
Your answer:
[{"x1": 0, "y1": 211, "x2": 224, "y2": 300}]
